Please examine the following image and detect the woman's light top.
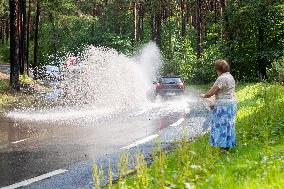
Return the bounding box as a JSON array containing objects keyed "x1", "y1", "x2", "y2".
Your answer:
[{"x1": 214, "y1": 72, "x2": 237, "y2": 101}]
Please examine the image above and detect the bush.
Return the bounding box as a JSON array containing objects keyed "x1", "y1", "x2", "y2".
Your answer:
[
  {"x1": 169, "y1": 38, "x2": 196, "y2": 82},
  {"x1": 267, "y1": 55, "x2": 284, "y2": 82}
]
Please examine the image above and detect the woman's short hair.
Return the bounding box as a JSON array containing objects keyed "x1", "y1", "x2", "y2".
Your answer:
[{"x1": 214, "y1": 59, "x2": 230, "y2": 73}]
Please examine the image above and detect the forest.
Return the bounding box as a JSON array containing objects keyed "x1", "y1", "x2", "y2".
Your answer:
[{"x1": 0, "y1": 0, "x2": 283, "y2": 89}]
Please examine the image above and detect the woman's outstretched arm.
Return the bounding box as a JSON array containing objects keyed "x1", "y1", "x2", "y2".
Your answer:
[{"x1": 200, "y1": 85, "x2": 220, "y2": 98}]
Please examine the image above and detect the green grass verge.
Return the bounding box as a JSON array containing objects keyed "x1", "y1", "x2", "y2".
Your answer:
[
  {"x1": 106, "y1": 83, "x2": 284, "y2": 189},
  {"x1": 0, "y1": 79, "x2": 15, "y2": 108},
  {"x1": 0, "y1": 79, "x2": 9, "y2": 91},
  {"x1": 0, "y1": 74, "x2": 36, "y2": 108}
]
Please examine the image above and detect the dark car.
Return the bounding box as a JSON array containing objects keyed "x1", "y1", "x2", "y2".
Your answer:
[{"x1": 155, "y1": 75, "x2": 185, "y2": 97}]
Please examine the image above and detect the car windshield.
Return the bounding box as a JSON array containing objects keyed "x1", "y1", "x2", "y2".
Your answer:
[
  {"x1": 45, "y1": 66, "x2": 59, "y2": 73},
  {"x1": 160, "y1": 77, "x2": 181, "y2": 84}
]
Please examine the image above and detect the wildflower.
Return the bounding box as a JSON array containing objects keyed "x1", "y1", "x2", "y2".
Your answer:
[
  {"x1": 190, "y1": 164, "x2": 201, "y2": 169},
  {"x1": 184, "y1": 182, "x2": 194, "y2": 189},
  {"x1": 262, "y1": 155, "x2": 268, "y2": 163}
]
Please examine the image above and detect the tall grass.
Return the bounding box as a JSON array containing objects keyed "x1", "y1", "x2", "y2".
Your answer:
[
  {"x1": 0, "y1": 80, "x2": 9, "y2": 92},
  {"x1": 94, "y1": 83, "x2": 284, "y2": 189},
  {"x1": 0, "y1": 80, "x2": 15, "y2": 108},
  {"x1": 0, "y1": 74, "x2": 40, "y2": 108}
]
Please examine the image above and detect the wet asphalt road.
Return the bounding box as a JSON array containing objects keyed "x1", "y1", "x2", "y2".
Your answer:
[{"x1": 0, "y1": 90, "x2": 211, "y2": 189}]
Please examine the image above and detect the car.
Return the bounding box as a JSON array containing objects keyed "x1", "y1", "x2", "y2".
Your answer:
[
  {"x1": 43, "y1": 65, "x2": 63, "y2": 81},
  {"x1": 155, "y1": 75, "x2": 185, "y2": 97}
]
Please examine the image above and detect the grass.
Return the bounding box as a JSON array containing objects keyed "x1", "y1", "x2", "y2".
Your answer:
[
  {"x1": 20, "y1": 74, "x2": 35, "y2": 85},
  {"x1": 96, "y1": 83, "x2": 284, "y2": 189},
  {"x1": 0, "y1": 60, "x2": 8, "y2": 64},
  {"x1": 0, "y1": 79, "x2": 15, "y2": 108},
  {"x1": 0, "y1": 79, "x2": 9, "y2": 91},
  {"x1": 0, "y1": 74, "x2": 36, "y2": 108}
]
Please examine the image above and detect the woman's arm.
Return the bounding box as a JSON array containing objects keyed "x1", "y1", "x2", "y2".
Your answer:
[{"x1": 200, "y1": 85, "x2": 220, "y2": 98}]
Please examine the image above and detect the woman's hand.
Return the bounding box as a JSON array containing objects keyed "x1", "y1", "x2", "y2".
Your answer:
[{"x1": 200, "y1": 93, "x2": 206, "y2": 98}]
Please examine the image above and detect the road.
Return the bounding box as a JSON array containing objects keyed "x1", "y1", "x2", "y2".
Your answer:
[
  {"x1": 0, "y1": 90, "x2": 211, "y2": 189},
  {"x1": 0, "y1": 64, "x2": 10, "y2": 74}
]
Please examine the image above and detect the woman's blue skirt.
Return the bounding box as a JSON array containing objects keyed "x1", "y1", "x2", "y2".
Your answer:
[{"x1": 210, "y1": 101, "x2": 237, "y2": 148}]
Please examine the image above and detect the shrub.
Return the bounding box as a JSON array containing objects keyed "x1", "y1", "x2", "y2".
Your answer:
[{"x1": 267, "y1": 55, "x2": 284, "y2": 82}]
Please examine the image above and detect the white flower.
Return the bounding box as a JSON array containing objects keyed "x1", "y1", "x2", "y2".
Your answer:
[
  {"x1": 190, "y1": 164, "x2": 201, "y2": 169},
  {"x1": 184, "y1": 182, "x2": 194, "y2": 189},
  {"x1": 262, "y1": 155, "x2": 268, "y2": 163}
]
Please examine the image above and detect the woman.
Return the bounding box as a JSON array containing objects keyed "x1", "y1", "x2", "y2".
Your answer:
[{"x1": 200, "y1": 59, "x2": 237, "y2": 151}]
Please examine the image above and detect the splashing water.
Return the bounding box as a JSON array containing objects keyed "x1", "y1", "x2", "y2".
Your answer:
[
  {"x1": 60, "y1": 42, "x2": 162, "y2": 108},
  {"x1": 8, "y1": 42, "x2": 164, "y2": 122}
]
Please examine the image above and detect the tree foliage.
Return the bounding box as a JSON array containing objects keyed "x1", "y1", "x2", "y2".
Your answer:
[{"x1": 0, "y1": 0, "x2": 283, "y2": 86}]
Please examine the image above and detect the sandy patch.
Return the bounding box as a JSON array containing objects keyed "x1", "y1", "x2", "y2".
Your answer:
[{"x1": 0, "y1": 72, "x2": 9, "y2": 80}]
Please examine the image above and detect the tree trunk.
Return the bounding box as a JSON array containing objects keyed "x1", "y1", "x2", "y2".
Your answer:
[
  {"x1": 150, "y1": 14, "x2": 155, "y2": 41},
  {"x1": 26, "y1": 0, "x2": 31, "y2": 75},
  {"x1": 20, "y1": 0, "x2": 27, "y2": 74},
  {"x1": 133, "y1": 0, "x2": 137, "y2": 43},
  {"x1": 166, "y1": 2, "x2": 172, "y2": 62},
  {"x1": 48, "y1": 12, "x2": 58, "y2": 60},
  {"x1": 186, "y1": 1, "x2": 192, "y2": 30},
  {"x1": 9, "y1": 0, "x2": 20, "y2": 90},
  {"x1": 220, "y1": 0, "x2": 225, "y2": 16},
  {"x1": 214, "y1": 0, "x2": 217, "y2": 24},
  {"x1": 168, "y1": 20, "x2": 172, "y2": 62},
  {"x1": 258, "y1": 24, "x2": 266, "y2": 79},
  {"x1": 0, "y1": 23, "x2": 4, "y2": 46},
  {"x1": 141, "y1": 9, "x2": 144, "y2": 41},
  {"x1": 137, "y1": 3, "x2": 141, "y2": 42},
  {"x1": 2, "y1": 22, "x2": 5, "y2": 46},
  {"x1": 17, "y1": 0, "x2": 23, "y2": 74},
  {"x1": 33, "y1": 0, "x2": 40, "y2": 80},
  {"x1": 220, "y1": 0, "x2": 228, "y2": 40},
  {"x1": 175, "y1": 2, "x2": 179, "y2": 31},
  {"x1": 213, "y1": 0, "x2": 218, "y2": 43},
  {"x1": 155, "y1": 10, "x2": 162, "y2": 48},
  {"x1": 5, "y1": 20, "x2": 9, "y2": 44},
  {"x1": 195, "y1": 0, "x2": 202, "y2": 58},
  {"x1": 181, "y1": 0, "x2": 186, "y2": 37},
  {"x1": 138, "y1": 2, "x2": 144, "y2": 42},
  {"x1": 91, "y1": 3, "x2": 96, "y2": 36},
  {"x1": 257, "y1": 4, "x2": 267, "y2": 79}
]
